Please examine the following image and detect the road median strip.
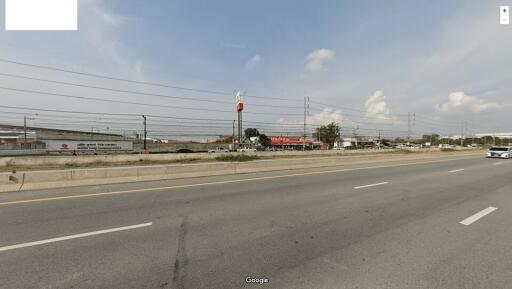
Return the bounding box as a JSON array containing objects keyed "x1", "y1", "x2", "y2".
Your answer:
[
  {"x1": 0, "y1": 157, "x2": 480, "y2": 206},
  {"x1": 0, "y1": 152, "x2": 481, "y2": 194}
]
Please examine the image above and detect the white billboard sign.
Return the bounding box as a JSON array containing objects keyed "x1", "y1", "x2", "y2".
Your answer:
[{"x1": 44, "y1": 140, "x2": 133, "y2": 152}]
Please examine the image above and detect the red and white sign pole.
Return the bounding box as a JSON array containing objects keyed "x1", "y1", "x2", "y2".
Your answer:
[{"x1": 236, "y1": 91, "x2": 244, "y2": 149}]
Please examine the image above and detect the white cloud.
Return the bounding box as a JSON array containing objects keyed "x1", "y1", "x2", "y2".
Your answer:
[
  {"x1": 273, "y1": 108, "x2": 342, "y2": 131},
  {"x1": 308, "y1": 107, "x2": 343, "y2": 125},
  {"x1": 245, "y1": 54, "x2": 261, "y2": 70},
  {"x1": 365, "y1": 90, "x2": 393, "y2": 123},
  {"x1": 305, "y1": 49, "x2": 335, "y2": 73},
  {"x1": 436, "y1": 91, "x2": 501, "y2": 114}
]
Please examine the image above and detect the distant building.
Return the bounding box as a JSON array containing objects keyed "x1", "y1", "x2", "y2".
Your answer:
[
  {"x1": 0, "y1": 124, "x2": 125, "y2": 141},
  {"x1": 0, "y1": 130, "x2": 37, "y2": 143},
  {"x1": 0, "y1": 124, "x2": 130, "y2": 155},
  {"x1": 474, "y1": 132, "x2": 512, "y2": 139},
  {"x1": 442, "y1": 133, "x2": 512, "y2": 140}
]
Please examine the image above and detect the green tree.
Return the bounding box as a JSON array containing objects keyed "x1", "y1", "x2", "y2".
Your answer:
[
  {"x1": 315, "y1": 122, "x2": 340, "y2": 146},
  {"x1": 422, "y1": 134, "x2": 440, "y2": 144},
  {"x1": 244, "y1": 128, "x2": 260, "y2": 139},
  {"x1": 259, "y1": 134, "x2": 271, "y2": 147}
]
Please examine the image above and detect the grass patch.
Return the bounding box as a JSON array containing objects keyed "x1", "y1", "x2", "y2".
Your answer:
[
  {"x1": 215, "y1": 154, "x2": 260, "y2": 162},
  {"x1": 169, "y1": 158, "x2": 202, "y2": 163},
  {"x1": 0, "y1": 158, "x2": 208, "y2": 172},
  {"x1": 397, "y1": 149, "x2": 416, "y2": 154},
  {"x1": 440, "y1": 148, "x2": 456, "y2": 152}
]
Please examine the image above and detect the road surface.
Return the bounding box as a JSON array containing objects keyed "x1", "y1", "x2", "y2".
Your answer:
[{"x1": 1, "y1": 153, "x2": 511, "y2": 289}]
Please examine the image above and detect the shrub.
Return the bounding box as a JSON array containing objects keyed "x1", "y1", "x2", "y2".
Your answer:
[{"x1": 215, "y1": 155, "x2": 260, "y2": 162}]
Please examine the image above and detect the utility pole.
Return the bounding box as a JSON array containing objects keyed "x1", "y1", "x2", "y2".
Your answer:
[
  {"x1": 303, "y1": 96, "x2": 309, "y2": 151},
  {"x1": 378, "y1": 129, "x2": 382, "y2": 148},
  {"x1": 353, "y1": 123, "x2": 359, "y2": 149},
  {"x1": 460, "y1": 121, "x2": 463, "y2": 147},
  {"x1": 465, "y1": 121, "x2": 471, "y2": 146},
  {"x1": 407, "y1": 112, "x2": 411, "y2": 145},
  {"x1": 23, "y1": 116, "x2": 27, "y2": 144},
  {"x1": 142, "y1": 115, "x2": 147, "y2": 152},
  {"x1": 460, "y1": 120, "x2": 469, "y2": 147}
]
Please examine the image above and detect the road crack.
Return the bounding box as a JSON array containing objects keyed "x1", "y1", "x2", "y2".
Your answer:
[{"x1": 172, "y1": 216, "x2": 189, "y2": 289}]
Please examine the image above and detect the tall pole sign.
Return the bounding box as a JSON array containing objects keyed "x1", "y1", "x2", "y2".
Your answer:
[{"x1": 235, "y1": 91, "x2": 244, "y2": 150}]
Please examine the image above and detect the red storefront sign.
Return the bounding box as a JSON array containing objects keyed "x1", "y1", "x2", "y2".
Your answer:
[{"x1": 269, "y1": 136, "x2": 312, "y2": 146}]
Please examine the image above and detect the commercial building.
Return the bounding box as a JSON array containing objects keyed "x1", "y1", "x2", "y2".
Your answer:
[
  {"x1": 269, "y1": 136, "x2": 325, "y2": 150},
  {"x1": 0, "y1": 130, "x2": 37, "y2": 143},
  {"x1": 0, "y1": 124, "x2": 131, "y2": 155}
]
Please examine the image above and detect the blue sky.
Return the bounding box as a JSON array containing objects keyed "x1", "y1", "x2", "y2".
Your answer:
[{"x1": 0, "y1": 0, "x2": 510, "y2": 139}]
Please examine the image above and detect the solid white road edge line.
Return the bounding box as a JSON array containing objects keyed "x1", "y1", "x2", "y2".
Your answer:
[
  {"x1": 354, "y1": 182, "x2": 389, "y2": 189},
  {"x1": 460, "y1": 207, "x2": 497, "y2": 226},
  {"x1": 449, "y1": 169, "x2": 465, "y2": 173},
  {"x1": 0, "y1": 222, "x2": 153, "y2": 252}
]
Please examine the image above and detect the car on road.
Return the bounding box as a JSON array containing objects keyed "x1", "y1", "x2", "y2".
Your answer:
[
  {"x1": 238, "y1": 147, "x2": 257, "y2": 152},
  {"x1": 486, "y1": 146, "x2": 512, "y2": 158},
  {"x1": 207, "y1": 147, "x2": 230, "y2": 153},
  {"x1": 438, "y1": 144, "x2": 454, "y2": 149}
]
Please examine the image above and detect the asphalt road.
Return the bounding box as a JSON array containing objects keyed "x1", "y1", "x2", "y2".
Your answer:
[{"x1": 1, "y1": 153, "x2": 511, "y2": 289}]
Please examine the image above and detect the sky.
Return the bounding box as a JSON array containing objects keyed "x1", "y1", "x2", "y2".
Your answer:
[{"x1": 0, "y1": 0, "x2": 511, "y2": 139}]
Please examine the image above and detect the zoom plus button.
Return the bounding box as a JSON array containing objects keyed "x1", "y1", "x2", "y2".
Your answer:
[{"x1": 501, "y1": 6, "x2": 509, "y2": 25}]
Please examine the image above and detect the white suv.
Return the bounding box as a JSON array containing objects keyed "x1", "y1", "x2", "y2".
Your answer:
[{"x1": 486, "y1": 147, "x2": 512, "y2": 159}]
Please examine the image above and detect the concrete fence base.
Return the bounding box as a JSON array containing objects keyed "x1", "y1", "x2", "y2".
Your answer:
[{"x1": 0, "y1": 150, "x2": 482, "y2": 193}]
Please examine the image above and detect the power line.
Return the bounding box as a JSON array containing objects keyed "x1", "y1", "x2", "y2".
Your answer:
[
  {"x1": 0, "y1": 72, "x2": 304, "y2": 109},
  {"x1": 0, "y1": 104, "x2": 326, "y2": 127},
  {"x1": 0, "y1": 58, "x2": 302, "y2": 102},
  {"x1": 0, "y1": 104, "x2": 232, "y2": 121},
  {"x1": 0, "y1": 86, "x2": 304, "y2": 116}
]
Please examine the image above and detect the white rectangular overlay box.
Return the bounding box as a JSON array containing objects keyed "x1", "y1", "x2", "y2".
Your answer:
[
  {"x1": 500, "y1": 6, "x2": 509, "y2": 25},
  {"x1": 5, "y1": 0, "x2": 77, "y2": 30}
]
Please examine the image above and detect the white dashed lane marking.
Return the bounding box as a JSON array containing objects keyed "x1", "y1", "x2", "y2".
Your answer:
[
  {"x1": 460, "y1": 207, "x2": 497, "y2": 226},
  {"x1": 354, "y1": 182, "x2": 389, "y2": 189},
  {"x1": 0, "y1": 222, "x2": 153, "y2": 252}
]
